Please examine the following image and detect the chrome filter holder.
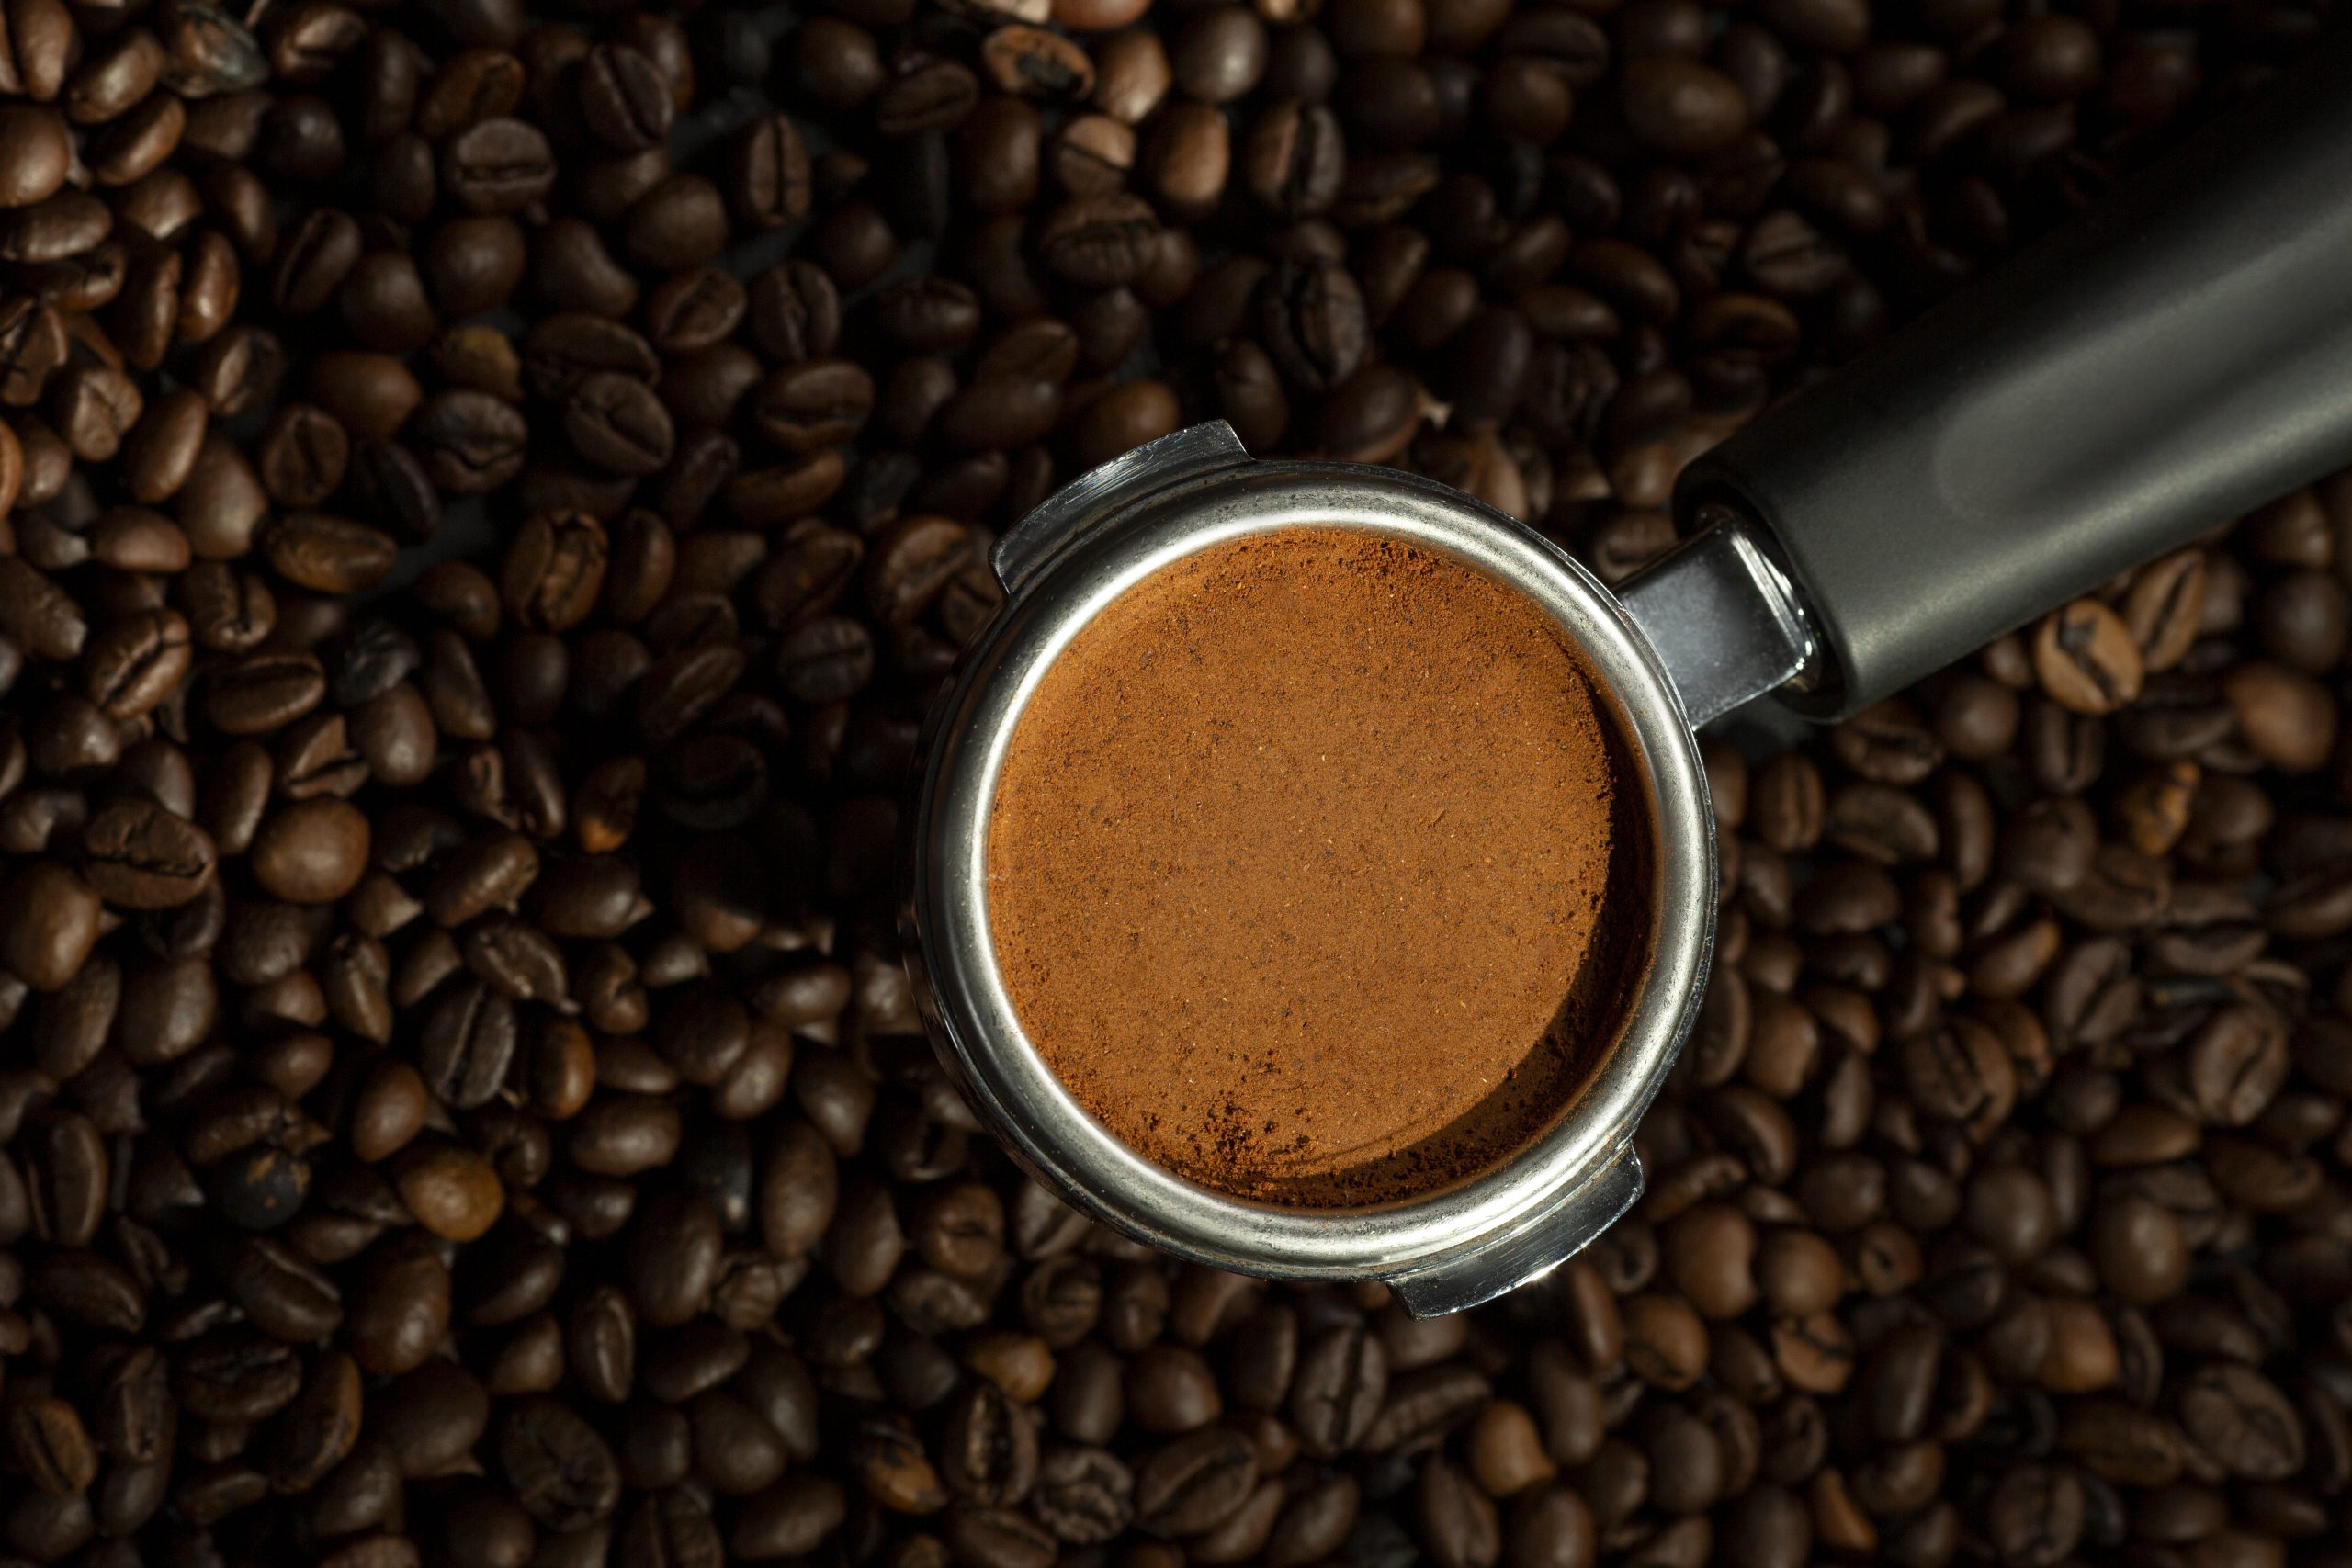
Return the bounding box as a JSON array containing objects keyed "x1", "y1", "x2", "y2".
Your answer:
[{"x1": 907, "y1": 421, "x2": 1815, "y2": 1315}]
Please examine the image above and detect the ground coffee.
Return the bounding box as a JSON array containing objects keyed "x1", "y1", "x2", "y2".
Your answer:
[{"x1": 987, "y1": 526, "x2": 1652, "y2": 1206}]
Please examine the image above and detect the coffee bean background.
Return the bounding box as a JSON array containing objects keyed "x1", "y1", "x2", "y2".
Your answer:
[{"x1": 0, "y1": 0, "x2": 2348, "y2": 1567}]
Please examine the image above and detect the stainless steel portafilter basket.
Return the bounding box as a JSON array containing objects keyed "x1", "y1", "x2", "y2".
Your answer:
[
  {"x1": 908, "y1": 33, "x2": 2352, "y2": 1315},
  {"x1": 908, "y1": 421, "x2": 1740, "y2": 1316}
]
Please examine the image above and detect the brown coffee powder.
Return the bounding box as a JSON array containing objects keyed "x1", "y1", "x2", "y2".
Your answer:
[{"x1": 986, "y1": 526, "x2": 1651, "y2": 1206}]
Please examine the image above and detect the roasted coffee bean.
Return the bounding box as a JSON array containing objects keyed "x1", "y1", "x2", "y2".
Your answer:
[
  {"x1": 565, "y1": 372, "x2": 675, "y2": 475},
  {"x1": 1245, "y1": 100, "x2": 1345, "y2": 217},
  {"x1": 81, "y1": 606, "x2": 194, "y2": 722},
  {"x1": 256, "y1": 403, "x2": 348, "y2": 507},
  {"x1": 265, "y1": 512, "x2": 400, "y2": 595},
  {"x1": 1127, "y1": 1426, "x2": 1255, "y2": 1540},
  {"x1": 524, "y1": 313, "x2": 660, "y2": 402},
  {"x1": 876, "y1": 59, "x2": 980, "y2": 136},
  {"x1": 1023, "y1": 1445, "x2": 1129, "y2": 1544},
  {"x1": 723, "y1": 113, "x2": 812, "y2": 234},
  {"x1": 416, "y1": 976, "x2": 518, "y2": 1109},
  {"x1": 2035, "y1": 599, "x2": 2145, "y2": 715},
  {"x1": 2177, "y1": 1365, "x2": 2303, "y2": 1480},
  {"x1": 747, "y1": 261, "x2": 839, "y2": 364},
  {"x1": 250, "y1": 797, "x2": 371, "y2": 903},
  {"x1": 579, "y1": 44, "x2": 673, "y2": 152},
  {"x1": 644, "y1": 270, "x2": 745, "y2": 360},
  {"x1": 444, "y1": 118, "x2": 557, "y2": 213},
  {"x1": 80, "y1": 795, "x2": 216, "y2": 908},
  {"x1": 1258, "y1": 258, "x2": 1368, "y2": 390},
  {"x1": 499, "y1": 1396, "x2": 621, "y2": 1529},
  {"x1": 1293, "y1": 1324, "x2": 1387, "y2": 1455},
  {"x1": 500, "y1": 509, "x2": 608, "y2": 632},
  {"x1": 0, "y1": 106, "x2": 73, "y2": 208},
  {"x1": 1038, "y1": 195, "x2": 1161, "y2": 288},
  {"x1": 413, "y1": 389, "x2": 527, "y2": 494},
  {"x1": 11, "y1": 1397, "x2": 98, "y2": 1495},
  {"x1": 753, "y1": 360, "x2": 875, "y2": 454}
]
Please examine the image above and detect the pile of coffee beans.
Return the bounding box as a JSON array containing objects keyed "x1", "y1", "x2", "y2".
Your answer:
[{"x1": 2, "y1": 0, "x2": 2347, "y2": 1564}]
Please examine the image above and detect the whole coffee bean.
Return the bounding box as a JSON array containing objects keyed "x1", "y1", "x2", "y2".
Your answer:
[
  {"x1": 566, "y1": 373, "x2": 675, "y2": 475},
  {"x1": 250, "y1": 798, "x2": 371, "y2": 904},
  {"x1": 0, "y1": 298, "x2": 69, "y2": 406},
  {"x1": 256, "y1": 404, "x2": 349, "y2": 507},
  {"x1": 3, "y1": 863, "x2": 104, "y2": 991},
  {"x1": 625, "y1": 175, "x2": 730, "y2": 271},
  {"x1": 443, "y1": 118, "x2": 557, "y2": 214},
  {"x1": 81, "y1": 605, "x2": 194, "y2": 721},
  {"x1": 527, "y1": 216, "x2": 633, "y2": 316},
  {"x1": 51, "y1": 363, "x2": 144, "y2": 461},
  {"x1": 715, "y1": 107, "x2": 808, "y2": 232},
  {"x1": 1174, "y1": 6, "x2": 1271, "y2": 102},
  {"x1": 580, "y1": 44, "x2": 673, "y2": 152},
  {"x1": 2034, "y1": 599, "x2": 2145, "y2": 715},
  {"x1": 525, "y1": 313, "x2": 661, "y2": 402},
  {"x1": 2, "y1": 190, "x2": 113, "y2": 265},
  {"x1": 1258, "y1": 258, "x2": 1369, "y2": 391},
  {"x1": 0, "y1": 107, "x2": 72, "y2": 208},
  {"x1": 1135, "y1": 1427, "x2": 1259, "y2": 1537},
  {"x1": 1147, "y1": 101, "x2": 1229, "y2": 216},
  {"x1": 219, "y1": 1233, "x2": 344, "y2": 1343},
  {"x1": 2118, "y1": 550, "x2": 2208, "y2": 671},
  {"x1": 1031, "y1": 1446, "x2": 1136, "y2": 1544},
  {"x1": 396, "y1": 1143, "x2": 505, "y2": 1242},
  {"x1": 1053, "y1": 113, "x2": 1136, "y2": 197},
  {"x1": 876, "y1": 59, "x2": 980, "y2": 136},
  {"x1": 730, "y1": 1475, "x2": 846, "y2": 1559},
  {"x1": 755, "y1": 361, "x2": 876, "y2": 454},
  {"x1": 80, "y1": 795, "x2": 216, "y2": 908},
  {"x1": 273, "y1": 207, "x2": 364, "y2": 315},
  {"x1": 1066, "y1": 378, "x2": 1179, "y2": 468},
  {"x1": 1125, "y1": 1346, "x2": 1223, "y2": 1435},
  {"x1": 416, "y1": 976, "x2": 518, "y2": 1110},
  {"x1": 0, "y1": 558, "x2": 83, "y2": 660},
  {"x1": 943, "y1": 1505, "x2": 1057, "y2": 1568},
  {"x1": 265, "y1": 513, "x2": 400, "y2": 595},
  {"x1": 498, "y1": 510, "x2": 609, "y2": 633},
  {"x1": 1245, "y1": 101, "x2": 1345, "y2": 217},
  {"x1": 500, "y1": 1396, "x2": 622, "y2": 1529},
  {"x1": 2222, "y1": 660, "x2": 2336, "y2": 773},
  {"x1": 644, "y1": 267, "x2": 745, "y2": 356},
  {"x1": 1292, "y1": 1325, "x2": 1386, "y2": 1456},
  {"x1": 630, "y1": 1190, "x2": 722, "y2": 1326},
  {"x1": 11, "y1": 1397, "x2": 98, "y2": 1495},
  {"x1": 1620, "y1": 57, "x2": 1747, "y2": 156},
  {"x1": 748, "y1": 262, "x2": 840, "y2": 367},
  {"x1": 937, "y1": 377, "x2": 1061, "y2": 454},
  {"x1": 2176, "y1": 1365, "x2": 2303, "y2": 1480},
  {"x1": 119, "y1": 387, "x2": 208, "y2": 502},
  {"x1": 985, "y1": 25, "x2": 1096, "y2": 101},
  {"x1": 1037, "y1": 195, "x2": 1161, "y2": 288},
  {"x1": 340, "y1": 252, "x2": 441, "y2": 354},
  {"x1": 413, "y1": 389, "x2": 527, "y2": 494}
]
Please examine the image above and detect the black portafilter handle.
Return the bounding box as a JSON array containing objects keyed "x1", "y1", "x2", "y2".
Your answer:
[{"x1": 1676, "y1": 25, "x2": 2352, "y2": 720}]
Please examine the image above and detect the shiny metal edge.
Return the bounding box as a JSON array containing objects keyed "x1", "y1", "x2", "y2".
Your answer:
[
  {"x1": 1389, "y1": 1147, "x2": 1644, "y2": 1317},
  {"x1": 989, "y1": 420, "x2": 1252, "y2": 594},
  {"x1": 909, "y1": 446, "x2": 1716, "y2": 1301},
  {"x1": 1616, "y1": 509, "x2": 1820, "y2": 728}
]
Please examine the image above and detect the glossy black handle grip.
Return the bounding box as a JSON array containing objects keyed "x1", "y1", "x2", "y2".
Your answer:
[{"x1": 1677, "y1": 29, "x2": 2352, "y2": 718}]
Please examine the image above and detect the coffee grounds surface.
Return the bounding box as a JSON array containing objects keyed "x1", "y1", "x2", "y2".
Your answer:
[{"x1": 987, "y1": 526, "x2": 1650, "y2": 1206}]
